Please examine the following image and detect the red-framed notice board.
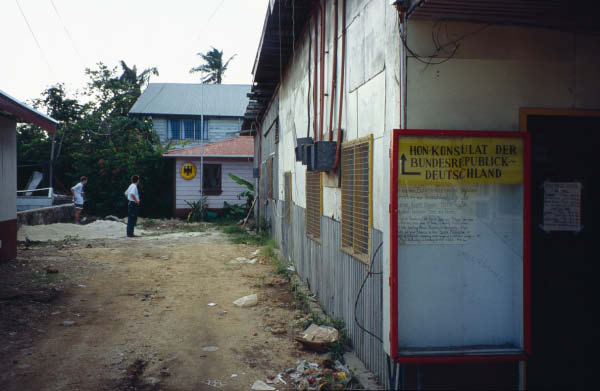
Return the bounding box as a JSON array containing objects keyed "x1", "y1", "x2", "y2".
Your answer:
[{"x1": 389, "y1": 130, "x2": 531, "y2": 363}]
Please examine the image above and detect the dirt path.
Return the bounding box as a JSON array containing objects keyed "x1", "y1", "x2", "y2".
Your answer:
[{"x1": 1, "y1": 225, "x2": 322, "y2": 391}]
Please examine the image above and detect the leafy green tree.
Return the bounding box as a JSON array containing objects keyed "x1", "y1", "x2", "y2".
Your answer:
[
  {"x1": 17, "y1": 62, "x2": 173, "y2": 218},
  {"x1": 189, "y1": 47, "x2": 236, "y2": 84}
]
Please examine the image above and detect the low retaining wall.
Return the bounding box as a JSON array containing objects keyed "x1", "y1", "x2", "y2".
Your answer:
[{"x1": 17, "y1": 204, "x2": 75, "y2": 227}]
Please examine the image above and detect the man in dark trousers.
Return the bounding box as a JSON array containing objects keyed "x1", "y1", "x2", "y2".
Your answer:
[{"x1": 124, "y1": 175, "x2": 140, "y2": 237}]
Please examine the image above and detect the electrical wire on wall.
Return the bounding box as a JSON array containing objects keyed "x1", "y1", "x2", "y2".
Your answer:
[
  {"x1": 354, "y1": 241, "x2": 384, "y2": 343},
  {"x1": 395, "y1": 6, "x2": 490, "y2": 67}
]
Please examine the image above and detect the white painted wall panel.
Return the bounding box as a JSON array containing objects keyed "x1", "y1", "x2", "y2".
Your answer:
[
  {"x1": 406, "y1": 20, "x2": 600, "y2": 130},
  {"x1": 371, "y1": 137, "x2": 385, "y2": 231},
  {"x1": 357, "y1": 70, "x2": 385, "y2": 139},
  {"x1": 293, "y1": 162, "x2": 306, "y2": 209},
  {"x1": 346, "y1": 13, "x2": 365, "y2": 92},
  {"x1": 174, "y1": 159, "x2": 253, "y2": 210},
  {"x1": 0, "y1": 117, "x2": 17, "y2": 221},
  {"x1": 322, "y1": 186, "x2": 340, "y2": 220},
  {"x1": 345, "y1": 90, "x2": 358, "y2": 140},
  {"x1": 363, "y1": 0, "x2": 385, "y2": 81},
  {"x1": 408, "y1": 58, "x2": 573, "y2": 130}
]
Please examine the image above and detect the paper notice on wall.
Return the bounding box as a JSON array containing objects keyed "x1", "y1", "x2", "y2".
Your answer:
[
  {"x1": 398, "y1": 185, "x2": 478, "y2": 245},
  {"x1": 542, "y1": 182, "x2": 582, "y2": 232}
]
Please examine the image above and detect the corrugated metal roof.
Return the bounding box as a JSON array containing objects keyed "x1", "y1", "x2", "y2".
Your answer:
[
  {"x1": 162, "y1": 136, "x2": 254, "y2": 158},
  {"x1": 0, "y1": 89, "x2": 58, "y2": 133},
  {"x1": 129, "y1": 83, "x2": 251, "y2": 117}
]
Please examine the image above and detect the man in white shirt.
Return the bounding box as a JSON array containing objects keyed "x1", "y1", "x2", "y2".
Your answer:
[
  {"x1": 71, "y1": 176, "x2": 87, "y2": 224},
  {"x1": 124, "y1": 175, "x2": 140, "y2": 237}
]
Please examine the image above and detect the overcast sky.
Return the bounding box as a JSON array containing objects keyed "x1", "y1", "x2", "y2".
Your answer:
[{"x1": 1, "y1": 0, "x2": 268, "y2": 104}]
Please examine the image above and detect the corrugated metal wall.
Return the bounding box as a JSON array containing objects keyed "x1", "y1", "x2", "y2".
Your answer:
[{"x1": 270, "y1": 200, "x2": 387, "y2": 385}]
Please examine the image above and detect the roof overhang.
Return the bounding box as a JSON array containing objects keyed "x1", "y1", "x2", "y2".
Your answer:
[
  {"x1": 242, "y1": 0, "x2": 313, "y2": 130},
  {"x1": 0, "y1": 89, "x2": 58, "y2": 133},
  {"x1": 406, "y1": 0, "x2": 600, "y2": 33}
]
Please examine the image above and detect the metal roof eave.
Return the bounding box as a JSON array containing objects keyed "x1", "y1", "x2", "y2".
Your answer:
[
  {"x1": 0, "y1": 89, "x2": 58, "y2": 133},
  {"x1": 406, "y1": 0, "x2": 600, "y2": 33}
]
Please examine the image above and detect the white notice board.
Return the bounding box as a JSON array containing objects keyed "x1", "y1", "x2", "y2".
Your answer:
[{"x1": 391, "y1": 131, "x2": 529, "y2": 359}]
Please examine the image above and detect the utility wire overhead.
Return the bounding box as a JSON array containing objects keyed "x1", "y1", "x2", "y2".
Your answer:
[
  {"x1": 49, "y1": 0, "x2": 86, "y2": 66},
  {"x1": 195, "y1": 0, "x2": 226, "y2": 44},
  {"x1": 15, "y1": 0, "x2": 54, "y2": 77}
]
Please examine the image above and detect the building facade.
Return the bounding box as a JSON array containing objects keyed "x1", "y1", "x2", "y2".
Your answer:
[
  {"x1": 244, "y1": 1, "x2": 598, "y2": 389},
  {"x1": 162, "y1": 136, "x2": 254, "y2": 217},
  {"x1": 130, "y1": 83, "x2": 250, "y2": 145}
]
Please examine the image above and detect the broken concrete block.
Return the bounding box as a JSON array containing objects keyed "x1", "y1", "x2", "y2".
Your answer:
[{"x1": 233, "y1": 294, "x2": 258, "y2": 307}]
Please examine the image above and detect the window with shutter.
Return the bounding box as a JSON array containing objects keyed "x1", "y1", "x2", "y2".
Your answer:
[
  {"x1": 306, "y1": 171, "x2": 322, "y2": 241},
  {"x1": 341, "y1": 135, "x2": 372, "y2": 263}
]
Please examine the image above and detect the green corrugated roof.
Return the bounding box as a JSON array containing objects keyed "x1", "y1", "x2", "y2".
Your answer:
[{"x1": 129, "y1": 83, "x2": 251, "y2": 117}]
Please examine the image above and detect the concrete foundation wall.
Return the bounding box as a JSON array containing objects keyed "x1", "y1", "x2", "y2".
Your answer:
[{"x1": 17, "y1": 204, "x2": 75, "y2": 228}]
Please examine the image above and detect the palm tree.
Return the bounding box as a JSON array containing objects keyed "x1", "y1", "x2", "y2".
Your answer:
[
  {"x1": 189, "y1": 47, "x2": 236, "y2": 84},
  {"x1": 118, "y1": 60, "x2": 159, "y2": 91}
]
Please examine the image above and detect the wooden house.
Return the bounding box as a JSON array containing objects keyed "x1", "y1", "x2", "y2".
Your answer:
[
  {"x1": 129, "y1": 83, "x2": 250, "y2": 145},
  {"x1": 162, "y1": 136, "x2": 254, "y2": 217}
]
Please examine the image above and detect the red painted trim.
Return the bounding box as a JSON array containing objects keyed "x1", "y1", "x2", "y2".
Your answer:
[
  {"x1": 389, "y1": 131, "x2": 400, "y2": 360},
  {"x1": 389, "y1": 129, "x2": 531, "y2": 364},
  {"x1": 0, "y1": 219, "x2": 18, "y2": 261},
  {"x1": 396, "y1": 354, "x2": 526, "y2": 364},
  {"x1": 0, "y1": 94, "x2": 57, "y2": 134}
]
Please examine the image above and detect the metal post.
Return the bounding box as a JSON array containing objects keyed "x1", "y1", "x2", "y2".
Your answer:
[
  {"x1": 416, "y1": 366, "x2": 424, "y2": 390},
  {"x1": 49, "y1": 133, "x2": 56, "y2": 191},
  {"x1": 518, "y1": 360, "x2": 526, "y2": 390},
  {"x1": 200, "y1": 83, "x2": 204, "y2": 201}
]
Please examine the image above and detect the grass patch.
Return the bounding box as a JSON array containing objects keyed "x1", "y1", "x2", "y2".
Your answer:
[
  {"x1": 219, "y1": 223, "x2": 269, "y2": 245},
  {"x1": 221, "y1": 225, "x2": 245, "y2": 234}
]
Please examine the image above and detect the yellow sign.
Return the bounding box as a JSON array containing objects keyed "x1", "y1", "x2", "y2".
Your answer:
[
  {"x1": 398, "y1": 137, "x2": 523, "y2": 185},
  {"x1": 180, "y1": 162, "x2": 197, "y2": 180}
]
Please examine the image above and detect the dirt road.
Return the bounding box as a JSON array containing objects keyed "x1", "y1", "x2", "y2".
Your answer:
[{"x1": 1, "y1": 224, "x2": 322, "y2": 390}]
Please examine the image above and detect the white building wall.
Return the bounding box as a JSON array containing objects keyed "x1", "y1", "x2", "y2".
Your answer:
[
  {"x1": 0, "y1": 117, "x2": 17, "y2": 222},
  {"x1": 406, "y1": 21, "x2": 600, "y2": 130},
  {"x1": 278, "y1": 0, "x2": 397, "y2": 233},
  {"x1": 275, "y1": 0, "x2": 401, "y2": 357},
  {"x1": 174, "y1": 158, "x2": 253, "y2": 210}
]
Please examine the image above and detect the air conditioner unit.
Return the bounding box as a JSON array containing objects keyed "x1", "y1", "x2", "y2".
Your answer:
[
  {"x1": 308, "y1": 141, "x2": 337, "y2": 172},
  {"x1": 295, "y1": 137, "x2": 313, "y2": 162}
]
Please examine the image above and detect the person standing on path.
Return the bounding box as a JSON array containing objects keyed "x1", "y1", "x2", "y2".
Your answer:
[
  {"x1": 71, "y1": 176, "x2": 87, "y2": 224},
  {"x1": 124, "y1": 175, "x2": 140, "y2": 237}
]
